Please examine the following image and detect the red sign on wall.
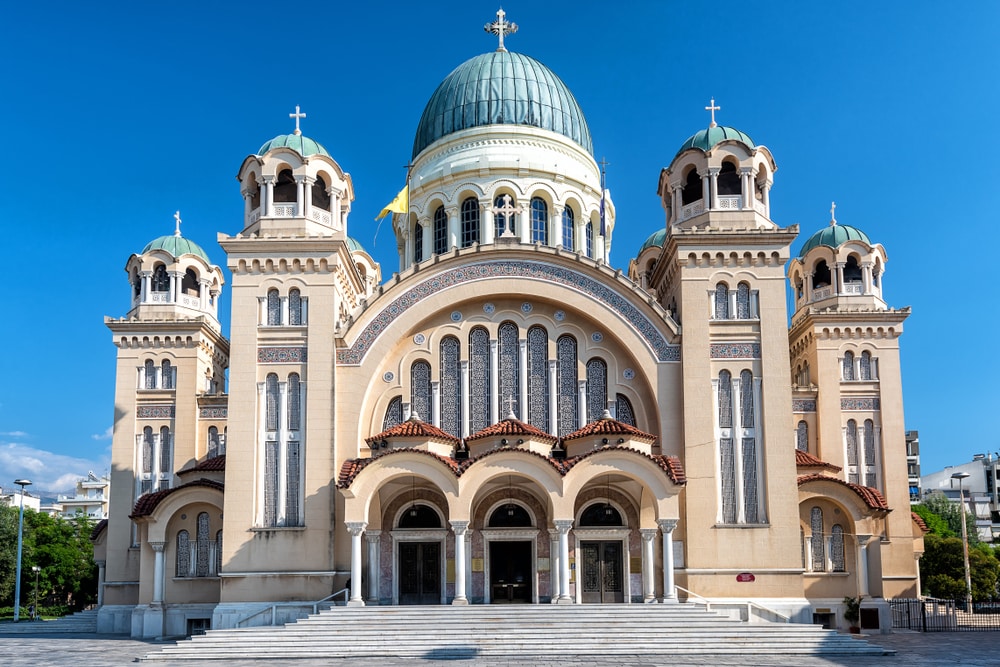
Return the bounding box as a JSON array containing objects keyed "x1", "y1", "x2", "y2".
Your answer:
[{"x1": 736, "y1": 572, "x2": 755, "y2": 582}]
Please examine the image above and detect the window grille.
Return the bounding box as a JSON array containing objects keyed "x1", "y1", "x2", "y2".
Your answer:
[
  {"x1": 530, "y1": 198, "x2": 548, "y2": 244},
  {"x1": 527, "y1": 326, "x2": 549, "y2": 432},
  {"x1": 439, "y1": 337, "x2": 462, "y2": 436},
  {"x1": 860, "y1": 351, "x2": 872, "y2": 380},
  {"x1": 161, "y1": 360, "x2": 173, "y2": 389},
  {"x1": 740, "y1": 370, "x2": 754, "y2": 428},
  {"x1": 267, "y1": 289, "x2": 280, "y2": 326},
  {"x1": 176, "y1": 530, "x2": 190, "y2": 577},
  {"x1": 144, "y1": 360, "x2": 156, "y2": 389},
  {"x1": 263, "y1": 440, "x2": 279, "y2": 526},
  {"x1": 720, "y1": 437, "x2": 737, "y2": 523},
  {"x1": 288, "y1": 373, "x2": 301, "y2": 431},
  {"x1": 286, "y1": 441, "x2": 301, "y2": 526},
  {"x1": 585, "y1": 222, "x2": 593, "y2": 258},
  {"x1": 469, "y1": 328, "x2": 491, "y2": 434},
  {"x1": 831, "y1": 524, "x2": 845, "y2": 572},
  {"x1": 142, "y1": 427, "x2": 153, "y2": 474},
  {"x1": 846, "y1": 420, "x2": 859, "y2": 484},
  {"x1": 460, "y1": 197, "x2": 480, "y2": 248},
  {"x1": 736, "y1": 283, "x2": 751, "y2": 319},
  {"x1": 864, "y1": 419, "x2": 878, "y2": 488},
  {"x1": 715, "y1": 283, "x2": 729, "y2": 320},
  {"x1": 498, "y1": 322, "x2": 519, "y2": 418},
  {"x1": 288, "y1": 289, "x2": 302, "y2": 326},
  {"x1": 410, "y1": 361, "x2": 431, "y2": 421},
  {"x1": 265, "y1": 374, "x2": 279, "y2": 431},
  {"x1": 383, "y1": 396, "x2": 403, "y2": 431},
  {"x1": 196, "y1": 512, "x2": 210, "y2": 577},
  {"x1": 796, "y1": 421, "x2": 808, "y2": 451},
  {"x1": 586, "y1": 358, "x2": 607, "y2": 423},
  {"x1": 616, "y1": 394, "x2": 636, "y2": 427},
  {"x1": 810, "y1": 507, "x2": 825, "y2": 571},
  {"x1": 742, "y1": 436, "x2": 759, "y2": 523},
  {"x1": 215, "y1": 530, "x2": 223, "y2": 575},
  {"x1": 433, "y1": 206, "x2": 448, "y2": 255},
  {"x1": 159, "y1": 427, "x2": 171, "y2": 478},
  {"x1": 556, "y1": 335, "x2": 578, "y2": 436},
  {"x1": 562, "y1": 207, "x2": 575, "y2": 250},
  {"x1": 414, "y1": 223, "x2": 423, "y2": 264},
  {"x1": 718, "y1": 370, "x2": 733, "y2": 429},
  {"x1": 208, "y1": 426, "x2": 219, "y2": 458},
  {"x1": 843, "y1": 351, "x2": 855, "y2": 381}
]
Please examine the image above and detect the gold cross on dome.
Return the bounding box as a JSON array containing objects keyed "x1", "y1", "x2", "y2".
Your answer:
[
  {"x1": 289, "y1": 105, "x2": 306, "y2": 136},
  {"x1": 174, "y1": 210, "x2": 182, "y2": 237},
  {"x1": 485, "y1": 8, "x2": 518, "y2": 52},
  {"x1": 705, "y1": 98, "x2": 721, "y2": 128}
]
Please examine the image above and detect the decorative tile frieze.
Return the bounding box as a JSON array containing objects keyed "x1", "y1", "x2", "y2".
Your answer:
[
  {"x1": 198, "y1": 407, "x2": 228, "y2": 419},
  {"x1": 138, "y1": 405, "x2": 175, "y2": 419},
  {"x1": 257, "y1": 346, "x2": 307, "y2": 363},
  {"x1": 841, "y1": 397, "x2": 880, "y2": 411},
  {"x1": 710, "y1": 342, "x2": 761, "y2": 359},
  {"x1": 792, "y1": 399, "x2": 816, "y2": 413},
  {"x1": 336, "y1": 261, "x2": 679, "y2": 365}
]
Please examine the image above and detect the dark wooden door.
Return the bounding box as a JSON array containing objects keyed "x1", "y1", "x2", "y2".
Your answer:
[
  {"x1": 581, "y1": 541, "x2": 624, "y2": 603},
  {"x1": 399, "y1": 542, "x2": 440, "y2": 604},
  {"x1": 489, "y1": 541, "x2": 532, "y2": 603}
]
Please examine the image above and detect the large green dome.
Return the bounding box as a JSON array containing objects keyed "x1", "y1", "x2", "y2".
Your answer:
[
  {"x1": 141, "y1": 234, "x2": 212, "y2": 263},
  {"x1": 677, "y1": 125, "x2": 755, "y2": 155},
  {"x1": 412, "y1": 51, "x2": 592, "y2": 158},
  {"x1": 799, "y1": 223, "x2": 871, "y2": 257},
  {"x1": 258, "y1": 133, "x2": 330, "y2": 158}
]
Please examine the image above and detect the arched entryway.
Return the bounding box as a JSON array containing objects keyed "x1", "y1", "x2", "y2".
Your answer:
[
  {"x1": 395, "y1": 504, "x2": 446, "y2": 605},
  {"x1": 485, "y1": 503, "x2": 535, "y2": 603},
  {"x1": 576, "y1": 502, "x2": 627, "y2": 603}
]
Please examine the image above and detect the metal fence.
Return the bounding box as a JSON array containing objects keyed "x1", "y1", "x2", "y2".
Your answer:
[{"x1": 889, "y1": 598, "x2": 1000, "y2": 631}]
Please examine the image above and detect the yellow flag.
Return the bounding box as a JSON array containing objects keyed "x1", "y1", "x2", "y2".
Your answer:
[{"x1": 375, "y1": 184, "x2": 408, "y2": 220}]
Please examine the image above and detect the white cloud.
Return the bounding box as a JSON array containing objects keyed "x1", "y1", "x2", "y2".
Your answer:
[
  {"x1": 0, "y1": 442, "x2": 110, "y2": 495},
  {"x1": 91, "y1": 426, "x2": 114, "y2": 441},
  {"x1": 0, "y1": 431, "x2": 29, "y2": 438}
]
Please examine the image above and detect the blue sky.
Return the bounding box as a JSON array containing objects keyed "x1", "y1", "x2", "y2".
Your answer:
[{"x1": 1, "y1": 1, "x2": 996, "y2": 494}]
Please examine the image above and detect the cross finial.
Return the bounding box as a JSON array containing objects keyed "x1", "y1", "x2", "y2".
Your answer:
[
  {"x1": 830, "y1": 201, "x2": 837, "y2": 226},
  {"x1": 491, "y1": 194, "x2": 522, "y2": 237},
  {"x1": 504, "y1": 395, "x2": 518, "y2": 419},
  {"x1": 705, "y1": 98, "x2": 721, "y2": 128},
  {"x1": 289, "y1": 105, "x2": 306, "y2": 136},
  {"x1": 173, "y1": 210, "x2": 182, "y2": 237},
  {"x1": 485, "y1": 8, "x2": 518, "y2": 52}
]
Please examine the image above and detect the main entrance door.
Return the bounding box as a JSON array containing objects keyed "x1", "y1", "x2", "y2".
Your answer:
[
  {"x1": 399, "y1": 542, "x2": 440, "y2": 605},
  {"x1": 489, "y1": 541, "x2": 532, "y2": 603},
  {"x1": 580, "y1": 541, "x2": 624, "y2": 603}
]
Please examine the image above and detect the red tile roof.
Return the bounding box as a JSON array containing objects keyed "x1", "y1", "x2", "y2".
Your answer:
[
  {"x1": 797, "y1": 474, "x2": 890, "y2": 511},
  {"x1": 562, "y1": 418, "x2": 657, "y2": 443},
  {"x1": 338, "y1": 449, "x2": 463, "y2": 488},
  {"x1": 130, "y1": 479, "x2": 225, "y2": 518},
  {"x1": 463, "y1": 446, "x2": 566, "y2": 474},
  {"x1": 561, "y1": 447, "x2": 686, "y2": 485},
  {"x1": 795, "y1": 449, "x2": 842, "y2": 472},
  {"x1": 366, "y1": 419, "x2": 460, "y2": 445},
  {"x1": 90, "y1": 518, "x2": 108, "y2": 541},
  {"x1": 192, "y1": 455, "x2": 226, "y2": 471},
  {"x1": 466, "y1": 418, "x2": 558, "y2": 443},
  {"x1": 911, "y1": 511, "x2": 929, "y2": 534}
]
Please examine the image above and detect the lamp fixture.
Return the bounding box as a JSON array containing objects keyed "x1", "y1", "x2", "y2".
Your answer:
[
  {"x1": 409, "y1": 476, "x2": 418, "y2": 518},
  {"x1": 501, "y1": 438, "x2": 508, "y2": 446},
  {"x1": 601, "y1": 438, "x2": 609, "y2": 445},
  {"x1": 617, "y1": 438, "x2": 625, "y2": 445},
  {"x1": 506, "y1": 475, "x2": 516, "y2": 517},
  {"x1": 604, "y1": 474, "x2": 614, "y2": 517}
]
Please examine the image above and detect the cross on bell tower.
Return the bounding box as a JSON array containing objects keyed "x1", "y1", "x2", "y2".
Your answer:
[
  {"x1": 173, "y1": 210, "x2": 182, "y2": 237},
  {"x1": 830, "y1": 201, "x2": 837, "y2": 226},
  {"x1": 485, "y1": 8, "x2": 518, "y2": 52},
  {"x1": 289, "y1": 105, "x2": 306, "y2": 136},
  {"x1": 705, "y1": 98, "x2": 721, "y2": 128}
]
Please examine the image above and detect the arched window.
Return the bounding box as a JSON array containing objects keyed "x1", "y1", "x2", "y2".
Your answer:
[
  {"x1": 288, "y1": 289, "x2": 302, "y2": 326},
  {"x1": 530, "y1": 197, "x2": 548, "y2": 244},
  {"x1": 527, "y1": 326, "x2": 549, "y2": 432},
  {"x1": 498, "y1": 322, "x2": 520, "y2": 418},
  {"x1": 616, "y1": 394, "x2": 636, "y2": 427},
  {"x1": 287, "y1": 373, "x2": 301, "y2": 431},
  {"x1": 494, "y1": 195, "x2": 517, "y2": 237},
  {"x1": 585, "y1": 222, "x2": 594, "y2": 258},
  {"x1": 681, "y1": 168, "x2": 701, "y2": 205},
  {"x1": 813, "y1": 260, "x2": 832, "y2": 289},
  {"x1": 144, "y1": 359, "x2": 156, "y2": 389},
  {"x1": 312, "y1": 174, "x2": 331, "y2": 210},
  {"x1": 399, "y1": 504, "x2": 441, "y2": 529},
  {"x1": 873, "y1": 264, "x2": 881, "y2": 288},
  {"x1": 413, "y1": 222, "x2": 423, "y2": 264},
  {"x1": 718, "y1": 161, "x2": 741, "y2": 195},
  {"x1": 196, "y1": 512, "x2": 211, "y2": 577},
  {"x1": 410, "y1": 360, "x2": 431, "y2": 421},
  {"x1": 561, "y1": 206, "x2": 575, "y2": 251},
  {"x1": 740, "y1": 370, "x2": 759, "y2": 523},
  {"x1": 846, "y1": 420, "x2": 859, "y2": 484},
  {"x1": 152, "y1": 265, "x2": 169, "y2": 292},
  {"x1": 489, "y1": 504, "x2": 532, "y2": 528},
  {"x1": 161, "y1": 360, "x2": 173, "y2": 390},
  {"x1": 265, "y1": 373, "x2": 279, "y2": 431},
  {"x1": 843, "y1": 351, "x2": 855, "y2": 381},
  {"x1": 864, "y1": 419, "x2": 878, "y2": 487},
  {"x1": 159, "y1": 426, "x2": 171, "y2": 489},
  {"x1": 831, "y1": 524, "x2": 845, "y2": 572},
  {"x1": 810, "y1": 507, "x2": 825, "y2": 571},
  {"x1": 433, "y1": 205, "x2": 448, "y2": 255},
  {"x1": 440, "y1": 336, "x2": 462, "y2": 436},
  {"x1": 580, "y1": 503, "x2": 623, "y2": 527},
  {"x1": 182, "y1": 268, "x2": 199, "y2": 296},
  {"x1": 215, "y1": 530, "x2": 223, "y2": 575},
  {"x1": 176, "y1": 530, "x2": 190, "y2": 577},
  {"x1": 286, "y1": 439, "x2": 301, "y2": 526},
  {"x1": 208, "y1": 426, "x2": 220, "y2": 458},
  {"x1": 586, "y1": 358, "x2": 607, "y2": 423},
  {"x1": 796, "y1": 420, "x2": 808, "y2": 452},
  {"x1": 142, "y1": 426, "x2": 154, "y2": 476},
  {"x1": 274, "y1": 169, "x2": 296, "y2": 202},
  {"x1": 556, "y1": 335, "x2": 578, "y2": 436},
  {"x1": 460, "y1": 197, "x2": 480, "y2": 248},
  {"x1": 736, "y1": 283, "x2": 751, "y2": 319},
  {"x1": 267, "y1": 289, "x2": 280, "y2": 326},
  {"x1": 844, "y1": 256, "x2": 862, "y2": 284},
  {"x1": 383, "y1": 396, "x2": 403, "y2": 431},
  {"x1": 860, "y1": 351, "x2": 873, "y2": 380},
  {"x1": 718, "y1": 370, "x2": 736, "y2": 523},
  {"x1": 715, "y1": 282, "x2": 730, "y2": 320},
  {"x1": 249, "y1": 181, "x2": 261, "y2": 210},
  {"x1": 469, "y1": 328, "x2": 491, "y2": 434}
]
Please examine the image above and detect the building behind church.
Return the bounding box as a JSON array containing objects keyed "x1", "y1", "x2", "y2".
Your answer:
[{"x1": 93, "y1": 12, "x2": 924, "y2": 639}]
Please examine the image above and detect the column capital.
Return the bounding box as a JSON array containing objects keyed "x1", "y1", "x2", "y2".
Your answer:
[
  {"x1": 856, "y1": 533, "x2": 873, "y2": 547},
  {"x1": 707, "y1": 167, "x2": 721, "y2": 176},
  {"x1": 450, "y1": 520, "x2": 470, "y2": 535},
  {"x1": 554, "y1": 519, "x2": 573, "y2": 533},
  {"x1": 739, "y1": 166, "x2": 754, "y2": 175},
  {"x1": 96, "y1": 559, "x2": 107, "y2": 567},
  {"x1": 640, "y1": 528, "x2": 658, "y2": 541},
  {"x1": 445, "y1": 206, "x2": 459, "y2": 216},
  {"x1": 346, "y1": 521, "x2": 368, "y2": 536},
  {"x1": 365, "y1": 529, "x2": 382, "y2": 542},
  {"x1": 657, "y1": 518, "x2": 678, "y2": 533},
  {"x1": 149, "y1": 541, "x2": 165, "y2": 552}
]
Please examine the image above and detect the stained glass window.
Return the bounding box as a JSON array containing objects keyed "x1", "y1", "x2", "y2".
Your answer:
[
  {"x1": 267, "y1": 289, "x2": 280, "y2": 326},
  {"x1": 556, "y1": 335, "x2": 578, "y2": 436},
  {"x1": 718, "y1": 370, "x2": 733, "y2": 429},
  {"x1": 144, "y1": 360, "x2": 155, "y2": 389},
  {"x1": 498, "y1": 322, "x2": 519, "y2": 418},
  {"x1": 585, "y1": 222, "x2": 594, "y2": 258},
  {"x1": 740, "y1": 370, "x2": 754, "y2": 428},
  {"x1": 265, "y1": 374, "x2": 279, "y2": 431},
  {"x1": 562, "y1": 207, "x2": 575, "y2": 251},
  {"x1": 860, "y1": 352, "x2": 872, "y2": 380},
  {"x1": 410, "y1": 361, "x2": 431, "y2": 422},
  {"x1": 440, "y1": 336, "x2": 462, "y2": 436},
  {"x1": 494, "y1": 195, "x2": 517, "y2": 237},
  {"x1": 864, "y1": 419, "x2": 878, "y2": 488},
  {"x1": 159, "y1": 427, "x2": 171, "y2": 479},
  {"x1": 288, "y1": 289, "x2": 302, "y2": 326},
  {"x1": 196, "y1": 512, "x2": 210, "y2": 577},
  {"x1": 796, "y1": 421, "x2": 808, "y2": 452},
  {"x1": 469, "y1": 328, "x2": 491, "y2": 434},
  {"x1": 843, "y1": 351, "x2": 855, "y2": 381},
  {"x1": 413, "y1": 222, "x2": 423, "y2": 264},
  {"x1": 176, "y1": 530, "x2": 190, "y2": 577},
  {"x1": 383, "y1": 396, "x2": 403, "y2": 431},
  {"x1": 846, "y1": 420, "x2": 859, "y2": 484},
  {"x1": 616, "y1": 394, "x2": 636, "y2": 427},
  {"x1": 736, "y1": 283, "x2": 751, "y2": 319},
  {"x1": 263, "y1": 440, "x2": 278, "y2": 526},
  {"x1": 742, "y1": 436, "x2": 759, "y2": 523},
  {"x1": 831, "y1": 524, "x2": 845, "y2": 572},
  {"x1": 586, "y1": 358, "x2": 607, "y2": 423},
  {"x1": 433, "y1": 205, "x2": 448, "y2": 255},
  {"x1": 286, "y1": 441, "x2": 300, "y2": 526},
  {"x1": 288, "y1": 373, "x2": 301, "y2": 431},
  {"x1": 527, "y1": 326, "x2": 549, "y2": 432},
  {"x1": 142, "y1": 426, "x2": 153, "y2": 474},
  {"x1": 530, "y1": 197, "x2": 548, "y2": 244},
  {"x1": 720, "y1": 437, "x2": 736, "y2": 523},
  {"x1": 208, "y1": 426, "x2": 219, "y2": 458},
  {"x1": 715, "y1": 283, "x2": 729, "y2": 320},
  {"x1": 460, "y1": 197, "x2": 480, "y2": 248},
  {"x1": 161, "y1": 360, "x2": 173, "y2": 390},
  {"x1": 810, "y1": 507, "x2": 825, "y2": 571}
]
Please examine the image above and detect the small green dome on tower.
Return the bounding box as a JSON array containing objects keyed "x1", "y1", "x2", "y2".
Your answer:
[
  {"x1": 142, "y1": 234, "x2": 212, "y2": 264},
  {"x1": 258, "y1": 133, "x2": 330, "y2": 158},
  {"x1": 798, "y1": 222, "x2": 871, "y2": 257},
  {"x1": 639, "y1": 228, "x2": 667, "y2": 253},
  {"x1": 676, "y1": 125, "x2": 755, "y2": 155},
  {"x1": 346, "y1": 236, "x2": 365, "y2": 253}
]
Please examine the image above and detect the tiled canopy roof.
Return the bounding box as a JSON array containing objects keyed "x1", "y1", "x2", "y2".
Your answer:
[
  {"x1": 339, "y1": 449, "x2": 464, "y2": 488},
  {"x1": 466, "y1": 417, "x2": 558, "y2": 443},
  {"x1": 562, "y1": 418, "x2": 657, "y2": 443},
  {"x1": 130, "y1": 479, "x2": 225, "y2": 518},
  {"x1": 90, "y1": 518, "x2": 108, "y2": 541},
  {"x1": 192, "y1": 454, "x2": 226, "y2": 472},
  {"x1": 911, "y1": 511, "x2": 929, "y2": 534},
  {"x1": 795, "y1": 449, "x2": 843, "y2": 472},
  {"x1": 365, "y1": 419, "x2": 460, "y2": 445},
  {"x1": 797, "y1": 474, "x2": 890, "y2": 511}
]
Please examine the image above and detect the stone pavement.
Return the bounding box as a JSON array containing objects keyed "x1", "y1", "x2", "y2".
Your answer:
[{"x1": 1, "y1": 631, "x2": 998, "y2": 666}]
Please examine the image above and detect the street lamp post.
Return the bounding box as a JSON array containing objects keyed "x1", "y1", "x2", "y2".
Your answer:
[
  {"x1": 32, "y1": 566, "x2": 41, "y2": 620},
  {"x1": 13, "y1": 478, "x2": 32, "y2": 622},
  {"x1": 951, "y1": 471, "x2": 973, "y2": 612}
]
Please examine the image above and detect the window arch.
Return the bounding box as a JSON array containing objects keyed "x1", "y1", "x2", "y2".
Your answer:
[
  {"x1": 498, "y1": 322, "x2": 520, "y2": 419},
  {"x1": 312, "y1": 174, "x2": 330, "y2": 210},
  {"x1": 469, "y1": 328, "x2": 491, "y2": 434},
  {"x1": 267, "y1": 289, "x2": 280, "y2": 326},
  {"x1": 585, "y1": 222, "x2": 594, "y2": 258},
  {"x1": 527, "y1": 326, "x2": 549, "y2": 432},
  {"x1": 489, "y1": 503, "x2": 532, "y2": 528},
  {"x1": 383, "y1": 396, "x2": 403, "y2": 431},
  {"x1": 399, "y1": 504, "x2": 441, "y2": 529},
  {"x1": 561, "y1": 206, "x2": 575, "y2": 251},
  {"x1": 530, "y1": 197, "x2": 548, "y2": 244},
  {"x1": 736, "y1": 283, "x2": 751, "y2": 319},
  {"x1": 580, "y1": 502, "x2": 623, "y2": 526},
  {"x1": 144, "y1": 359, "x2": 156, "y2": 389},
  {"x1": 864, "y1": 419, "x2": 878, "y2": 488},
  {"x1": 494, "y1": 195, "x2": 517, "y2": 237},
  {"x1": 715, "y1": 282, "x2": 730, "y2": 320},
  {"x1": 843, "y1": 351, "x2": 855, "y2": 381},
  {"x1": 860, "y1": 351, "x2": 873, "y2": 380},
  {"x1": 265, "y1": 373, "x2": 279, "y2": 431},
  {"x1": 439, "y1": 336, "x2": 462, "y2": 436},
  {"x1": 288, "y1": 289, "x2": 302, "y2": 326},
  {"x1": 182, "y1": 268, "x2": 199, "y2": 296},
  {"x1": 556, "y1": 335, "x2": 578, "y2": 436},
  {"x1": 616, "y1": 394, "x2": 636, "y2": 427},
  {"x1": 681, "y1": 168, "x2": 701, "y2": 205},
  {"x1": 152, "y1": 265, "x2": 169, "y2": 293},
  {"x1": 796, "y1": 420, "x2": 808, "y2": 452},
  {"x1": 718, "y1": 161, "x2": 741, "y2": 195},
  {"x1": 161, "y1": 360, "x2": 173, "y2": 390},
  {"x1": 433, "y1": 205, "x2": 448, "y2": 255},
  {"x1": 810, "y1": 506, "x2": 825, "y2": 571},
  {"x1": 176, "y1": 530, "x2": 190, "y2": 577},
  {"x1": 413, "y1": 222, "x2": 423, "y2": 264},
  {"x1": 274, "y1": 169, "x2": 296, "y2": 202},
  {"x1": 460, "y1": 197, "x2": 480, "y2": 248},
  {"x1": 410, "y1": 360, "x2": 431, "y2": 421},
  {"x1": 586, "y1": 358, "x2": 607, "y2": 423}
]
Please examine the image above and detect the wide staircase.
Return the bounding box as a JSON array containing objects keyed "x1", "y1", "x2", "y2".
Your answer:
[
  {"x1": 0, "y1": 608, "x2": 98, "y2": 635},
  {"x1": 141, "y1": 604, "x2": 890, "y2": 661}
]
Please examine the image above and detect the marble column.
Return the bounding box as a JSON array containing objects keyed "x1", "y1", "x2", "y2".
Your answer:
[
  {"x1": 96, "y1": 559, "x2": 106, "y2": 606},
  {"x1": 347, "y1": 522, "x2": 367, "y2": 606},
  {"x1": 640, "y1": 528, "x2": 657, "y2": 602},
  {"x1": 150, "y1": 542, "x2": 165, "y2": 605},
  {"x1": 658, "y1": 519, "x2": 677, "y2": 602},
  {"x1": 366, "y1": 530, "x2": 381, "y2": 604},
  {"x1": 555, "y1": 519, "x2": 574, "y2": 603},
  {"x1": 451, "y1": 521, "x2": 469, "y2": 605},
  {"x1": 857, "y1": 534, "x2": 872, "y2": 597},
  {"x1": 548, "y1": 528, "x2": 560, "y2": 602}
]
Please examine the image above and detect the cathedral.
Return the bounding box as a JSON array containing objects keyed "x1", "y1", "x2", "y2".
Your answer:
[{"x1": 94, "y1": 11, "x2": 923, "y2": 639}]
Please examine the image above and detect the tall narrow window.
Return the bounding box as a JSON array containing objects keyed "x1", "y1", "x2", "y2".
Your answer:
[
  {"x1": 286, "y1": 441, "x2": 301, "y2": 526},
  {"x1": 831, "y1": 525, "x2": 845, "y2": 572},
  {"x1": 410, "y1": 361, "x2": 431, "y2": 421},
  {"x1": 796, "y1": 420, "x2": 809, "y2": 452},
  {"x1": 616, "y1": 394, "x2": 636, "y2": 427},
  {"x1": 527, "y1": 326, "x2": 549, "y2": 432},
  {"x1": 158, "y1": 426, "x2": 171, "y2": 490},
  {"x1": 585, "y1": 222, "x2": 594, "y2": 258},
  {"x1": 843, "y1": 351, "x2": 855, "y2": 381},
  {"x1": 215, "y1": 530, "x2": 223, "y2": 575},
  {"x1": 208, "y1": 426, "x2": 220, "y2": 458},
  {"x1": 263, "y1": 440, "x2": 278, "y2": 526},
  {"x1": 562, "y1": 207, "x2": 575, "y2": 251},
  {"x1": 440, "y1": 336, "x2": 462, "y2": 436},
  {"x1": 144, "y1": 360, "x2": 156, "y2": 389},
  {"x1": 864, "y1": 419, "x2": 878, "y2": 488},
  {"x1": 740, "y1": 370, "x2": 759, "y2": 523},
  {"x1": 498, "y1": 322, "x2": 519, "y2": 418},
  {"x1": 383, "y1": 396, "x2": 402, "y2": 431},
  {"x1": 196, "y1": 512, "x2": 210, "y2": 577},
  {"x1": 860, "y1": 351, "x2": 873, "y2": 380},
  {"x1": 494, "y1": 195, "x2": 517, "y2": 237},
  {"x1": 176, "y1": 530, "x2": 191, "y2": 577},
  {"x1": 142, "y1": 426, "x2": 154, "y2": 476},
  {"x1": 718, "y1": 370, "x2": 736, "y2": 524},
  {"x1": 469, "y1": 328, "x2": 491, "y2": 434},
  {"x1": 586, "y1": 358, "x2": 607, "y2": 423},
  {"x1": 530, "y1": 197, "x2": 548, "y2": 244},
  {"x1": 736, "y1": 283, "x2": 751, "y2": 319},
  {"x1": 460, "y1": 197, "x2": 480, "y2": 248},
  {"x1": 267, "y1": 289, "x2": 280, "y2": 326},
  {"x1": 413, "y1": 222, "x2": 424, "y2": 264},
  {"x1": 312, "y1": 174, "x2": 330, "y2": 211},
  {"x1": 433, "y1": 205, "x2": 448, "y2": 255},
  {"x1": 715, "y1": 283, "x2": 730, "y2": 320},
  {"x1": 810, "y1": 507, "x2": 825, "y2": 571},
  {"x1": 288, "y1": 289, "x2": 302, "y2": 326},
  {"x1": 161, "y1": 360, "x2": 173, "y2": 390},
  {"x1": 556, "y1": 335, "x2": 578, "y2": 436},
  {"x1": 287, "y1": 373, "x2": 301, "y2": 431},
  {"x1": 265, "y1": 374, "x2": 279, "y2": 431},
  {"x1": 846, "y1": 420, "x2": 860, "y2": 484}
]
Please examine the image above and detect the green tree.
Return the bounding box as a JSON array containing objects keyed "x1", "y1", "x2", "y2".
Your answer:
[
  {"x1": 920, "y1": 534, "x2": 1000, "y2": 601},
  {"x1": 919, "y1": 492, "x2": 979, "y2": 545},
  {"x1": 911, "y1": 502, "x2": 954, "y2": 538}
]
